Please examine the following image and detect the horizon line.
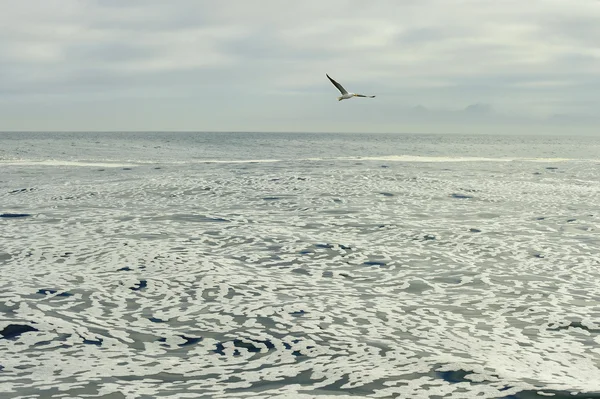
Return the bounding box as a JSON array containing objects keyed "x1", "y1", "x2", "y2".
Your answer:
[{"x1": 1, "y1": 130, "x2": 597, "y2": 137}]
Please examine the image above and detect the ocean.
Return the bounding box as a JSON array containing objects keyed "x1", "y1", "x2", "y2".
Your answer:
[{"x1": 1, "y1": 132, "x2": 599, "y2": 398}]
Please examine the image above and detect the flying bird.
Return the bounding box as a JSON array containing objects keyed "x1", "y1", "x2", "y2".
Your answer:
[{"x1": 326, "y1": 74, "x2": 376, "y2": 101}]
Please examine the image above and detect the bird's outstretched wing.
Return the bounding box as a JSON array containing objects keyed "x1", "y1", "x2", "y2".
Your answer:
[
  {"x1": 355, "y1": 94, "x2": 376, "y2": 98},
  {"x1": 326, "y1": 74, "x2": 348, "y2": 95}
]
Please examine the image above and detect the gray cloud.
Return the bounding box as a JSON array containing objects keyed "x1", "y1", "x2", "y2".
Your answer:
[{"x1": 0, "y1": 0, "x2": 599, "y2": 134}]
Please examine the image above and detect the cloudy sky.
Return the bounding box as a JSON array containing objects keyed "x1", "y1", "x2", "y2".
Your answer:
[{"x1": 1, "y1": 0, "x2": 599, "y2": 134}]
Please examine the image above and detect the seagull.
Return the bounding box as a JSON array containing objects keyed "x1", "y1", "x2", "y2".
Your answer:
[{"x1": 326, "y1": 74, "x2": 376, "y2": 101}]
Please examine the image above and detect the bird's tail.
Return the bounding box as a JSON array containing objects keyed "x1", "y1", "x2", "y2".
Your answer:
[{"x1": 337, "y1": 96, "x2": 343, "y2": 101}]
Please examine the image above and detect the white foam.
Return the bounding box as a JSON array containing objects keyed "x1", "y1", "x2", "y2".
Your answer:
[
  {"x1": 524, "y1": 157, "x2": 574, "y2": 162},
  {"x1": 194, "y1": 159, "x2": 281, "y2": 164},
  {"x1": 0, "y1": 160, "x2": 136, "y2": 168},
  {"x1": 340, "y1": 155, "x2": 584, "y2": 163}
]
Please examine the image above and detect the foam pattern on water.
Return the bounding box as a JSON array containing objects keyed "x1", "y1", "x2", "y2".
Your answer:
[{"x1": 1, "y1": 158, "x2": 600, "y2": 398}]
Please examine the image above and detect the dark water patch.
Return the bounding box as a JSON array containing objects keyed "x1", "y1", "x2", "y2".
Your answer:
[
  {"x1": 178, "y1": 335, "x2": 202, "y2": 346},
  {"x1": 37, "y1": 289, "x2": 57, "y2": 295},
  {"x1": 322, "y1": 271, "x2": 333, "y2": 278},
  {"x1": 235, "y1": 338, "x2": 275, "y2": 352},
  {"x1": 9, "y1": 188, "x2": 35, "y2": 194},
  {"x1": 0, "y1": 213, "x2": 31, "y2": 218},
  {"x1": 292, "y1": 268, "x2": 310, "y2": 276},
  {"x1": 297, "y1": 177, "x2": 307, "y2": 181},
  {"x1": 567, "y1": 218, "x2": 577, "y2": 223},
  {"x1": 130, "y1": 280, "x2": 147, "y2": 291},
  {"x1": 469, "y1": 228, "x2": 482, "y2": 233},
  {"x1": 437, "y1": 369, "x2": 471, "y2": 383},
  {"x1": 379, "y1": 192, "x2": 394, "y2": 197},
  {"x1": 213, "y1": 342, "x2": 226, "y2": 355},
  {"x1": 214, "y1": 338, "x2": 275, "y2": 355},
  {"x1": 270, "y1": 178, "x2": 280, "y2": 182},
  {"x1": 299, "y1": 250, "x2": 313, "y2": 255},
  {"x1": 290, "y1": 310, "x2": 306, "y2": 317},
  {"x1": 547, "y1": 321, "x2": 600, "y2": 333},
  {"x1": 97, "y1": 169, "x2": 105, "y2": 171},
  {"x1": 380, "y1": 165, "x2": 388, "y2": 168},
  {"x1": 0, "y1": 324, "x2": 38, "y2": 339},
  {"x1": 37, "y1": 289, "x2": 73, "y2": 297},
  {"x1": 450, "y1": 193, "x2": 473, "y2": 199},
  {"x1": 122, "y1": 167, "x2": 132, "y2": 170},
  {"x1": 148, "y1": 317, "x2": 166, "y2": 323},
  {"x1": 533, "y1": 172, "x2": 542, "y2": 175},
  {"x1": 82, "y1": 337, "x2": 103, "y2": 346},
  {"x1": 233, "y1": 340, "x2": 263, "y2": 353},
  {"x1": 363, "y1": 261, "x2": 386, "y2": 267},
  {"x1": 536, "y1": 217, "x2": 546, "y2": 220},
  {"x1": 533, "y1": 253, "x2": 545, "y2": 259},
  {"x1": 263, "y1": 197, "x2": 280, "y2": 201},
  {"x1": 117, "y1": 266, "x2": 132, "y2": 272},
  {"x1": 154, "y1": 167, "x2": 161, "y2": 170},
  {"x1": 546, "y1": 167, "x2": 558, "y2": 170}
]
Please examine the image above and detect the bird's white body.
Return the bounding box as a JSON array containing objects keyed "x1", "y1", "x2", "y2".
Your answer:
[
  {"x1": 338, "y1": 93, "x2": 356, "y2": 101},
  {"x1": 327, "y1": 74, "x2": 375, "y2": 101}
]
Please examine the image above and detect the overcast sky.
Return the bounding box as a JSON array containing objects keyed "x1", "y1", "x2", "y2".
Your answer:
[{"x1": 1, "y1": 0, "x2": 599, "y2": 134}]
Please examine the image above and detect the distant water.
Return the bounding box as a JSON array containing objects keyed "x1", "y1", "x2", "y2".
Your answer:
[{"x1": 1, "y1": 132, "x2": 599, "y2": 398}]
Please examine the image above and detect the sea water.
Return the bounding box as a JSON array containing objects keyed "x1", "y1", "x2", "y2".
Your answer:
[{"x1": 1, "y1": 132, "x2": 599, "y2": 398}]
